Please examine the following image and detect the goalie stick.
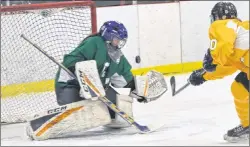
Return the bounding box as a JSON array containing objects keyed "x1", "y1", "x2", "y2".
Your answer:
[
  {"x1": 21, "y1": 34, "x2": 162, "y2": 134},
  {"x1": 170, "y1": 76, "x2": 190, "y2": 96}
]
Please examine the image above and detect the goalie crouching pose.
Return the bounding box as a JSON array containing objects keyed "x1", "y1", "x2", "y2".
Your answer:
[{"x1": 26, "y1": 21, "x2": 167, "y2": 140}]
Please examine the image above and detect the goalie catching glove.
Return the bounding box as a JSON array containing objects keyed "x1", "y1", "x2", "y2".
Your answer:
[{"x1": 126, "y1": 70, "x2": 168, "y2": 103}]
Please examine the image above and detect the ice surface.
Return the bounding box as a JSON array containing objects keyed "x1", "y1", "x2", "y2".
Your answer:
[{"x1": 1, "y1": 73, "x2": 249, "y2": 146}]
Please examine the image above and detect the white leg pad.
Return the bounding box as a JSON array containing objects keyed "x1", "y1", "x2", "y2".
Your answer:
[
  {"x1": 26, "y1": 100, "x2": 111, "y2": 140},
  {"x1": 105, "y1": 94, "x2": 133, "y2": 129}
]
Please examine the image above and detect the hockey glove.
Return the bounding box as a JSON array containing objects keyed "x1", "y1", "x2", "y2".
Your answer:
[
  {"x1": 203, "y1": 49, "x2": 217, "y2": 72},
  {"x1": 188, "y1": 68, "x2": 206, "y2": 86}
]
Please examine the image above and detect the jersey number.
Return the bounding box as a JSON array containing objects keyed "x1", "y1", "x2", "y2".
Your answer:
[{"x1": 209, "y1": 39, "x2": 217, "y2": 50}]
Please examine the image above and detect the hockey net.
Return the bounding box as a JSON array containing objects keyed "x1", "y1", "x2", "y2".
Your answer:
[{"x1": 1, "y1": 1, "x2": 97, "y2": 124}]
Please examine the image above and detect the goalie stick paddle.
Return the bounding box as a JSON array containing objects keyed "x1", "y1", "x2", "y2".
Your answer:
[
  {"x1": 21, "y1": 34, "x2": 157, "y2": 134},
  {"x1": 170, "y1": 76, "x2": 190, "y2": 96}
]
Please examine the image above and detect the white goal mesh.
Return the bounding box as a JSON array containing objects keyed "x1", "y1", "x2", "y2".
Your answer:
[{"x1": 1, "y1": 1, "x2": 97, "y2": 123}]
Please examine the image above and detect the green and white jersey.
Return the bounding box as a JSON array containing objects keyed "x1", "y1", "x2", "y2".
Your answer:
[{"x1": 55, "y1": 35, "x2": 133, "y2": 89}]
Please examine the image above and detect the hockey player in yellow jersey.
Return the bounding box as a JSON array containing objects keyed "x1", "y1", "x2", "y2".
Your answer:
[{"x1": 188, "y1": 2, "x2": 249, "y2": 143}]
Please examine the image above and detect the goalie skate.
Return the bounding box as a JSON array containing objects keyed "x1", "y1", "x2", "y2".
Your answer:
[{"x1": 223, "y1": 125, "x2": 249, "y2": 143}]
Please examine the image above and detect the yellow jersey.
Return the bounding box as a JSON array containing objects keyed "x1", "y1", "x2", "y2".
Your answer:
[{"x1": 203, "y1": 19, "x2": 249, "y2": 80}]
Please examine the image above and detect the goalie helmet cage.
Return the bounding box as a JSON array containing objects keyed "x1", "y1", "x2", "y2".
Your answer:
[{"x1": 1, "y1": 1, "x2": 97, "y2": 124}]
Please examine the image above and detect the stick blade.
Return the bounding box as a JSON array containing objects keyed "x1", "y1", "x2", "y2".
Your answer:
[
  {"x1": 138, "y1": 123, "x2": 166, "y2": 134},
  {"x1": 170, "y1": 76, "x2": 176, "y2": 96}
]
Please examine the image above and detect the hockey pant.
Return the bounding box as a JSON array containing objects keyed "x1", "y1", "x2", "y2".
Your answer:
[{"x1": 55, "y1": 85, "x2": 121, "y2": 119}]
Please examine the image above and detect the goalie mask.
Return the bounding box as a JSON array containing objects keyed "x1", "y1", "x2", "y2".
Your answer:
[
  {"x1": 210, "y1": 2, "x2": 237, "y2": 24},
  {"x1": 99, "y1": 21, "x2": 128, "y2": 63}
]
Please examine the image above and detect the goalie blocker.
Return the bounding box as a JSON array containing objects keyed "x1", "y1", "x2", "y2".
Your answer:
[{"x1": 26, "y1": 60, "x2": 167, "y2": 140}]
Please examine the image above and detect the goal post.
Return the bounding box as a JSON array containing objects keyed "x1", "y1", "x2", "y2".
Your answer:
[{"x1": 1, "y1": 1, "x2": 97, "y2": 123}]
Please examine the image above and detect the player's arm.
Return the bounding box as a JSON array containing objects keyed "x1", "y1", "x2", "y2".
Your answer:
[
  {"x1": 189, "y1": 21, "x2": 240, "y2": 86},
  {"x1": 204, "y1": 53, "x2": 249, "y2": 81},
  {"x1": 207, "y1": 20, "x2": 237, "y2": 66},
  {"x1": 62, "y1": 37, "x2": 98, "y2": 74},
  {"x1": 189, "y1": 50, "x2": 239, "y2": 86},
  {"x1": 115, "y1": 56, "x2": 167, "y2": 103},
  {"x1": 205, "y1": 20, "x2": 249, "y2": 79},
  {"x1": 189, "y1": 63, "x2": 239, "y2": 86}
]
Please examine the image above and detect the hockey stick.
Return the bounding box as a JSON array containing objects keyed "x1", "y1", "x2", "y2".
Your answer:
[
  {"x1": 170, "y1": 76, "x2": 190, "y2": 96},
  {"x1": 21, "y1": 34, "x2": 154, "y2": 133},
  {"x1": 170, "y1": 68, "x2": 207, "y2": 96}
]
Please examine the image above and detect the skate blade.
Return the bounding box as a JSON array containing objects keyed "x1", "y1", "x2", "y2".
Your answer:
[{"x1": 223, "y1": 134, "x2": 249, "y2": 143}]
